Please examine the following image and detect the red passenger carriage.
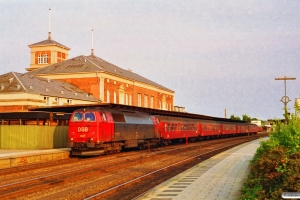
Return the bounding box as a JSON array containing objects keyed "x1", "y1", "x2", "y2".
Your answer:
[
  {"x1": 155, "y1": 116, "x2": 198, "y2": 144},
  {"x1": 220, "y1": 122, "x2": 237, "y2": 136},
  {"x1": 197, "y1": 120, "x2": 221, "y2": 139}
]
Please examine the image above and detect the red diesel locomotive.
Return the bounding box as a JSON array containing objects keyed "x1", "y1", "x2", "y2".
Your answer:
[{"x1": 67, "y1": 107, "x2": 259, "y2": 156}]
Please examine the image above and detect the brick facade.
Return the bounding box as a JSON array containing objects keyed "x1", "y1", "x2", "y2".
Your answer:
[
  {"x1": 55, "y1": 77, "x2": 173, "y2": 110},
  {"x1": 58, "y1": 77, "x2": 100, "y2": 98}
]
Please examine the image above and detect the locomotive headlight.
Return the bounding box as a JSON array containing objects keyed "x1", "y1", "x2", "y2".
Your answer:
[
  {"x1": 90, "y1": 138, "x2": 94, "y2": 141},
  {"x1": 70, "y1": 138, "x2": 74, "y2": 141}
]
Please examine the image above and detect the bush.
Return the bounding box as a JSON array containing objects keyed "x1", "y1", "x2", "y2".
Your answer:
[{"x1": 239, "y1": 117, "x2": 300, "y2": 199}]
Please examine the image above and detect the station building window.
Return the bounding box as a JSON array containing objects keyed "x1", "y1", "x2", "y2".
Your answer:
[
  {"x1": 106, "y1": 90, "x2": 110, "y2": 103},
  {"x1": 38, "y1": 54, "x2": 43, "y2": 64},
  {"x1": 150, "y1": 96, "x2": 154, "y2": 108},
  {"x1": 67, "y1": 99, "x2": 72, "y2": 105},
  {"x1": 44, "y1": 96, "x2": 50, "y2": 106},
  {"x1": 137, "y1": 93, "x2": 141, "y2": 107},
  {"x1": 129, "y1": 95, "x2": 132, "y2": 105},
  {"x1": 44, "y1": 54, "x2": 48, "y2": 63},
  {"x1": 114, "y1": 91, "x2": 116, "y2": 103},
  {"x1": 144, "y1": 95, "x2": 148, "y2": 108}
]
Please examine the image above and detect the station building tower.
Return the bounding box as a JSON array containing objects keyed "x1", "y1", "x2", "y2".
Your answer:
[{"x1": 26, "y1": 32, "x2": 70, "y2": 72}]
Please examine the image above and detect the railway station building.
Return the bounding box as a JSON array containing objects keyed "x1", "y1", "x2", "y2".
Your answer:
[{"x1": 0, "y1": 32, "x2": 175, "y2": 112}]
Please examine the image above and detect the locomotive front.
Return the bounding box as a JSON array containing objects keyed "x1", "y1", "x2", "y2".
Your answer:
[{"x1": 67, "y1": 109, "x2": 111, "y2": 156}]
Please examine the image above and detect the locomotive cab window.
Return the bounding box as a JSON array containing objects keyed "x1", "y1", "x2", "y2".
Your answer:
[
  {"x1": 72, "y1": 112, "x2": 83, "y2": 122},
  {"x1": 101, "y1": 113, "x2": 107, "y2": 121},
  {"x1": 99, "y1": 112, "x2": 107, "y2": 122},
  {"x1": 84, "y1": 112, "x2": 95, "y2": 122}
]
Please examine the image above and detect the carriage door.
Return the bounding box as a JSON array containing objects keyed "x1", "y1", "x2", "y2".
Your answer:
[{"x1": 100, "y1": 112, "x2": 110, "y2": 142}]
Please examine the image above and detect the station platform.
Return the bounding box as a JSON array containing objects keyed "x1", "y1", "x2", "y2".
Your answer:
[
  {"x1": 0, "y1": 148, "x2": 71, "y2": 169},
  {"x1": 137, "y1": 137, "x2": 267, "y2": 200}
]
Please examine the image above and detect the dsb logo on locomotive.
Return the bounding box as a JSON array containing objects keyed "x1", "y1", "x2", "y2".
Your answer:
[{"x1": 78, "y1": 127, "x2": 89, "y2": 132}]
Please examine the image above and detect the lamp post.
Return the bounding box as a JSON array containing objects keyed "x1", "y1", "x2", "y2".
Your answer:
[{"x1": 275, "y1": 76, "x2": 296, "y2": 123}]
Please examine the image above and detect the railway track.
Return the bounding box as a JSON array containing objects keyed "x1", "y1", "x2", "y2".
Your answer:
[{"x1": 0, "y1": 133, "x2": 268, "y2": 199}]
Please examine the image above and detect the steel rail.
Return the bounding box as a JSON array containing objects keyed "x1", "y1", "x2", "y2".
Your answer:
[{"x1": 84, "y1": 136, "x2": 262, "y2": 200}]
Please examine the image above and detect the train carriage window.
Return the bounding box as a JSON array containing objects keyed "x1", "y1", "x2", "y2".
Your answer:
[
  {"x1": 175, "y1": 124, "x2": 178, "y2": 131},
  {"x1": 168, "y1": 124, "x2": 171, "y2": 131},
  {"x1": 72, "y1": 112, "x2": 83, "y2": 122},
  {"x1": 183, "y1": 124, "x2": 186, "y2": 131},
  {"x1": 171, "y1": 124, "x2": 174, "y2": 131},
  {"x1": 84, "y1": 112, "x2": 95, "y2": 121}
]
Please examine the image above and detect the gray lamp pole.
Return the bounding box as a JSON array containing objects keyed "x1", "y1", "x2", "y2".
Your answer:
[{"x1": 275, "y1": 76, "x2": 296, "y2": 123}]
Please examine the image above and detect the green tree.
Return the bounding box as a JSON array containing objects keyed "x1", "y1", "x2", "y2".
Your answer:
[
  {"x1": 229, "y1": 115, "x2": 241, "y2": 120},
  {"x1": 242, "y1": 114, "x2": 251, "y2": 123}
]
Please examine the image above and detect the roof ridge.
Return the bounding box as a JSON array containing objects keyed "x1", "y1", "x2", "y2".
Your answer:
[
  {"x1": 82, "y1": 55, "x2": 103, "y2": 70},
  {"x1": 12, "y1": 72, "x2": 28, "y2": 92}
]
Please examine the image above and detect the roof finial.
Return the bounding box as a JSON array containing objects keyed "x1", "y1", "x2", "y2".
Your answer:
[
  {"x1": 91, "y1": 29, "x2": 94, "y2": 56},
  {"x1": 48, "y1": 8, "x2": 52, "y2": 40}
]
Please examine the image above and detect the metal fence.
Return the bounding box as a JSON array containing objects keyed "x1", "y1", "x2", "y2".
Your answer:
[{"x1": 0, "y1": 125, "x2": 68, "y2": 149}]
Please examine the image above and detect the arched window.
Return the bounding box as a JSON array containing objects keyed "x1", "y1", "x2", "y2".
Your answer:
[
  {"x1": 106, "y1": 90, "x2": 110, "y2": 103},
  {"x1": 38, "y1": 54, "x2": 43, "y2": 64},
  {"x1": 119, "y1": 85, "x2": 125, "y2": 104},
  {"x1": 114, "y1": 91, "x2": 116, "y2": 103},
  {"x1": 129, "y1": 95, "x2": 132, "y2": 105},
  {"x1": 43, "y1": 54, "x2": 48, "y2": 64},
  {"x1": 162, "y1": 95, "x2": 167, "y2": 110}
]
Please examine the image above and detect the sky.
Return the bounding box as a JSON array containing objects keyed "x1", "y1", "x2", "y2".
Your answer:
[{"x1": 0, "y1": 0, "x2": 299, "y2": 120}]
